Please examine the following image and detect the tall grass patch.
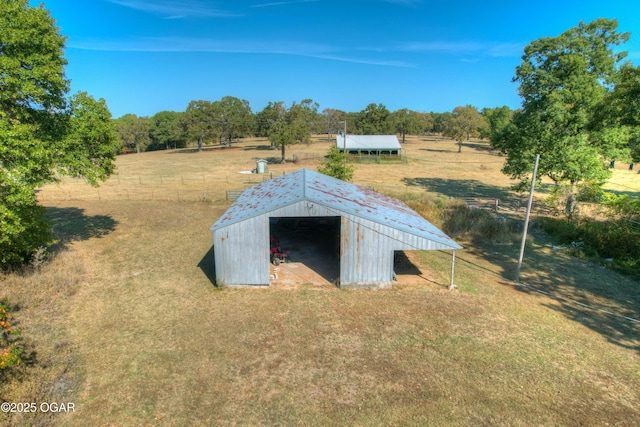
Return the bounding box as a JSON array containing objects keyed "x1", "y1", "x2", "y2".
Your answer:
[
  {"x1": 539, "y1": 216, "x2": 640, "y2": 279},
  {"x1": 399, "y1": 193, "x2": 519, "y2": 243},
  {"x1": 0, "y1": 249, "x2": 84, "y2": 426}
]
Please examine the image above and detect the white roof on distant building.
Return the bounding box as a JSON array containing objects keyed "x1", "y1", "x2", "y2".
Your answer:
[{"x1": 336, "y1": 135, "x2": 401, "y2": 151}]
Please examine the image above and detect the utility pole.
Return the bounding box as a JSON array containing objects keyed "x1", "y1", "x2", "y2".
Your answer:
[
  {"x1": 515, "y1": 154, "x2": 540, "y2": 283},
  {"x1": 339, "y1": 120, "x2": 347, "y2": 152}
]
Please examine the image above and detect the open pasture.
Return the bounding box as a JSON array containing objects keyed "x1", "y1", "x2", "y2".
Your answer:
[
  {"x1": 38, "y1": 135, "x2": 521, "y2": 202},
  {"x1": 2, "y1": 136, "x2": 639, "y2": 426}
]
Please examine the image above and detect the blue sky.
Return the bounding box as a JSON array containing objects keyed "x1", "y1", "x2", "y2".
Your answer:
[{"x1": 36, "y1": 0, "x2": 640, "y2": 118}]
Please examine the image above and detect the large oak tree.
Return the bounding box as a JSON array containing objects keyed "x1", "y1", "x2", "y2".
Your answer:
[
  {"x1": 443, "y1": 105, "x2": 486, "y2": 152},
  {"x1": 494, "y1": 18, "x2": 630, "y2": 217},
  {"x1": 268, "y1": 100, "x2": 317, "y2": 162},
  {"x1": 1, "y1": 0, "x2": 118, "y2": 267}
]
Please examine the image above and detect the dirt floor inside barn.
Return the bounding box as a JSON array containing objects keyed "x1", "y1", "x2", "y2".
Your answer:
[{"x1": 270, "y1": 250, "x2": 438, "y2": 289}]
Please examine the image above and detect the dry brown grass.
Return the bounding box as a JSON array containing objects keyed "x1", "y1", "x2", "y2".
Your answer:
[
  {"x1": 36, "y1": 135, "x2": 520, "y2": 203},
  {"x1": 1, "y1": 135, "x2": 639, "y2": 426}
]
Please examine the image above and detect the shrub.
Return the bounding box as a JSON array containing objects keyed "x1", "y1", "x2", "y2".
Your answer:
[
  {"x1": 442, "y1": 202, "x2": 518, "y2": 242},
  {"x1": 539, "y1": 216, "x2": 640, "y2": 278},
  {"x1": 317, "y1": 146, "x2": 354, "y2": 181},
  {"x1": 0, "y1": 299, "x2": 22, "y2": 370},
  {"x1": 0, "y1": 185, "x2": 54, "y2": 270},
  {"x1": 538, "y1": 217, "x2": 582, "y2": 243},
  {"x1": 577, "y1": 182, "x2": 605, "y2": 203},
  {"x1": 602, "y1": 192, "x2": 640, "y2": 220}
]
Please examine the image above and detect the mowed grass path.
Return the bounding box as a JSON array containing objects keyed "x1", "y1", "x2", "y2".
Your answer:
[{"x1": 2, "y1": 136, "x2": 639, "y2": 426}]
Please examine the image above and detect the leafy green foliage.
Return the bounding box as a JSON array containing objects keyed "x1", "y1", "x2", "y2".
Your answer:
[
  {"x1": 0, "y1": 182, "x2": 52, "y2": 267},
  {"x1": 482, "y1": 106, "x2": 513, "y2": 144},
  {"x1": 115, "y1": 114, "x2": 151, "y2": 153},
  {"x1": 0, "y1": 0, "x2": 118, "y2": 268},
  {"x1": 592, "y1": 63, "x2": 640, "y2": 164},
  {"x1": 602, "y1": 192, "x2": 640, "y2": 220},
  {"x1": 495, "y1": 19, "x2": 630, "y2": 204},
  {"x1": 254, "y1": 101, "x2": 286, "y2": 137},
  {"x1": 321, "y1": 108, "x2": 344, "y2": 138},
  {"x1": 149, "y1": 111, "x2": 185, "y2": 150},
  {"x1": 62, "y1": 92, "x2": 119, "y2": 184},
  {"x1": 182, "y1": 96, "x2": 253, "y2": 150},
  {"x1": 541, "y1": 188, "x2": 640, "y2": 280},
  {"x1": 216, "y1": 96, "x2": 253, "y2": 147},
  {"x1": 317, "y1": 145, "x2": 354, "y2": 181},
  {"x1": 539, "y1": 216, "x2": 640, "y2": 279},
  {"x1": 391, "y1": 108, "x2": 425, "y2": 143},
  {"x1": 354, "y1": 103, "x2": 394, "y2": 134},
  {"x1": 267, "y1": 100, "x2": 316, "y2": 162},
  {"x1": 442, "y1": 105, "x2": 486, "y2": 152},
  {"x1": 183, "y1": 100, "x2": 218, "y2": 151},
  {"x1": 431, "y1": 111, "x2": 452, "y2": 134}
]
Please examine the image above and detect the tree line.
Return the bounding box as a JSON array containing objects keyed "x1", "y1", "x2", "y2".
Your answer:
[{"x1": 114, "y1": 99, "x2": 494, "y2": 159}]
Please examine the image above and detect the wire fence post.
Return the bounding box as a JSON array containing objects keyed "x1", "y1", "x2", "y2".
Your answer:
[{"x1": 450, "y1": 250, "x2": 457, "y2": 290}]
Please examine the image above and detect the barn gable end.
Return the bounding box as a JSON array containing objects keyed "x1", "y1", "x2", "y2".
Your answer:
[{"x1": 211, "y1": 169, "x2": 461, "y2": 288}]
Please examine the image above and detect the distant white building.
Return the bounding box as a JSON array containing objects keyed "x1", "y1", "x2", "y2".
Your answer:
[{"x1": 336, "y1": 134, "x2": 402, "y2": 155}]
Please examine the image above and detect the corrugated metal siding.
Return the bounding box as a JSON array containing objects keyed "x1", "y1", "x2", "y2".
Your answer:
[
  {"x1": 211, "y1": 169, "x2": 461, "y2": 251},
  {"x1": 213, "y1": 215, "x2": 270, "y2": 286},
  {"x1": 211, "y1": 169, "x2": 462, "y2": 288},
  {"x1": 338, "y1": 214, "x2": 453, "y2": 287},
  {"x1": 340, "y1": 215, "x2": 391, "y2": 286},
  {"x1": 268, "y1": 200, "x2": 335, "y2": 218}
]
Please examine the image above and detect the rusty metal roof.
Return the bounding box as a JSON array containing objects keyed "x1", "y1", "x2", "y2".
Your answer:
[
  {"x1": 211, "y1": 168, "x2": 461, "y2": 250},
  {"x1": 336, "y1": 135, "x2": 401, "y2": 151}
]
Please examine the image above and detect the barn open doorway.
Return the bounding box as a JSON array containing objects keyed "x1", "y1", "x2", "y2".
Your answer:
[
  {"x1": 393, "y1": 250, "x2": 423, "y2": 283},
  {"x1": 269, "y1": 216, "x2": 340, "y2": 286}
]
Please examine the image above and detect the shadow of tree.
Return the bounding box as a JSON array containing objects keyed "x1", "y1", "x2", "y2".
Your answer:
[
  {"x1": 402, "y1": 177, "x2": 515, "y2": 200},
  {"x1": 418, "y1": 141, "x2": 495, "y2": 154},
  {"x1": 197, "y1": 245, "x2": 217, "y2": 287},
  {"x1": 170, "y1": 145, "x2": 237, "y2": 154},
  {"x1": 45, "y1": 207, "x2": 117, "y2": 248},
  {"x1": 463, "y1": 233, "x2": 640, "y2": 353},
  {"x1": 419, "y1": 148, "x2": 452, "y2": 153},
  {"x1": 244, "y1": 145, "x2": 277, "y2": 151},
  {"x1": 541, "y1": 299, "x2": 639, "y2": 352},
  {"x1": 464, "y1": 141, "x2": 495, "y2": 152}
]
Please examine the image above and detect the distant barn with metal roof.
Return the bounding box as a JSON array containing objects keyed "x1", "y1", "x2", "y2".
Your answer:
[
  {"x1": 336, "y1": 134, "x2": 402, "y2": 155},
  {"x1": 211, "y1": 168, "x2": 461, "y2": 288}
]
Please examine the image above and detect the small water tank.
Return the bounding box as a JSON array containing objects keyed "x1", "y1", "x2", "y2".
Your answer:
[{"x1": 256, "y1": 159, "x2": 268, "y2": 174}]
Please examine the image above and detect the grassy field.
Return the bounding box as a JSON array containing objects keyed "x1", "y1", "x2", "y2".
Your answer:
[{"x1": 1, "y1": 136, "x2": 639, "y2": 426}]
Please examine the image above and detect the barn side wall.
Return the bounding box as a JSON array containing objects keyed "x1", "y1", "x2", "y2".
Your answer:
[
  {"x1": 339, "y1": 215, "x2": 452, "y2": 288},
  {"x1": 340, "y1": 215, "x2": 394, "y2": 288},
  {"x1": 213, "y1": 215, "x2": 270, "y2": 286}
]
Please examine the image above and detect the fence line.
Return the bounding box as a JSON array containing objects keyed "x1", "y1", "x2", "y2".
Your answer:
[{"x1": 36, "y1": 187, "x2": 242, "y2": 202}]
